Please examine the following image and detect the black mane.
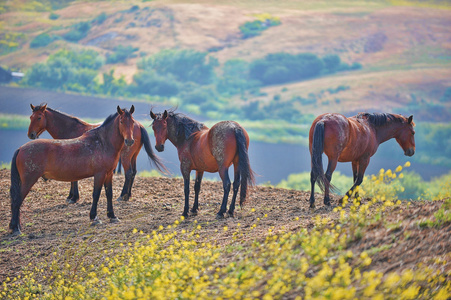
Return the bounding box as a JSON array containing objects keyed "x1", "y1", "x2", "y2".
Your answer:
[
  {"x1": 155, "y1": 109, "x2": 206, "y2": 140},
  {"x1": 96, "y1": 112, "x2": 118, "y2": 130},
  {"x1": 357, "y1": 113, "x2": 403, "y2": 127}
]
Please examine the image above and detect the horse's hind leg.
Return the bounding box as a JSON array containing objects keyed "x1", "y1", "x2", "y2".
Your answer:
[
  {"x1": 228, "y1": 164, "x2": 240, "y2": 217},
  {"x1": 66, "y1": 181, "x2": 79, "y2": 204},
  {"x1": 117, "y1": 155, "x2": 132, "y2": 202},
  {"x1": 217, "y1": 166, "x2": 231, "y2": 219},
  {"x1": 126, "y1": 155, "x2": 138, "y2": 198},
  {"x1": 191, "y1": 171, "x2": 203, "y2": 215},
  {"x1": 309, "y1": 170, "x2": 317, "y2": 208},
  {"x1": 10, "y1": 176, "x2": 39, "y2": 235},
  {"x1": 324, "y1": 157, "x2": 338, "y2": 207}
]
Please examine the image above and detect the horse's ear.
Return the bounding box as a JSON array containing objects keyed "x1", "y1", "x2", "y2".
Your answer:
[
  {"x1": 30, "y1": 104, "x2": 35, "y2": 111},
  {"x1": 117, "y1": 106, "x2": 123, "y2": 115},
  {"x1": 408, "y1": 115, "x2": 413, "y2": 124},
  {"x1": 41, "y1": 104, "x2": 47, "y2": 112},
  {"x1": 150, "y1": 110, "x2": 156, "y2": 119},
  {"x1": 130, "y1": 105, "x2": 135, "y2": 114},
  {"x1": 163, "y1": 110, "x2": 168, "y2": 120}
]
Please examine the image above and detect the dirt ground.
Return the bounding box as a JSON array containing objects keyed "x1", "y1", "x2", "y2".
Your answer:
[{"x1": 0, "y1": 168, "x2": 449, "y2": 285}]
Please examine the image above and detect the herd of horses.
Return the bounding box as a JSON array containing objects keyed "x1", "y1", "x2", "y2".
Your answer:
[{"x1": 8, "y1": 103, "x2": 416, "y2": 235}]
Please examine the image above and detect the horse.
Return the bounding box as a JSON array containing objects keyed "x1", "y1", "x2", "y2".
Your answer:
[
  {"x1": 150, "y1": 109, "x2": 255, "y2": 219},
  {"x1": 28, "y1": 103, "x2": 166, "y2": 203},
  {"x1": 10, "y1": 106, "x2": 137, "y2": 235},
  {"x1": 308, "y1": 112, "x2": 415, "y2": 209}
]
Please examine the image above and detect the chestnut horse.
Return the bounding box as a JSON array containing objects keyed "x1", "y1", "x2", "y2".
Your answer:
[
  {"x1": 28, "y1": 103, "x2": 166, "y2": 203},
  {"x1": 10, "y1": 106, "x2": 137, "y2": 235},
  {"x1": 309, "y1": 112, "x2": 415, "y2": 208},
  {"x1": 150, "y1": 109, "x2": 255, "y2": 218}
]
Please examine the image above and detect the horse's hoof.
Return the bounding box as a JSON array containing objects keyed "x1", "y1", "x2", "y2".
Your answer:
[
  {"x1": 90, "y1": 217, "x2": 102, "y2": 226},
  {"x1": 66, "y1": 198, "x2": 77, "y2": 204},
  {"x1": 190, "y1": 210, "x2": 198, "y2": 216},
  {"x1": 117, "y1": 195, "x2": 129, "y2": 202},
  {"x1": 309, "y1": 205, "x2": 315, "y2": 211},
  {"x1": 216, "y1": 213, "x2": 225, "y2": 220},
  {"x1": 227, "y1": 211, "x2": 234, "y2": 218},
  {"x1": 110, "y1": 217, "x2": 120, "y2": 223},
  {"x1": 10, "y1": 229, "x2": 21, "y2": 236}
]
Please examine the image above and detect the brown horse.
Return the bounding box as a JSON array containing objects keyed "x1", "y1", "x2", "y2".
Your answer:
[
  {"x1": 150, "y1": 109, "x2": 255, "y2": 219},
  {"x1": 10, "y1": 106, "x2": 137, "y2": 235},
  {"x1": 28, "y1": 103, "x2": 166, "y2": 203},
  {"x1": 309, "y1": 112, "x2": 415, "y2": 208}
]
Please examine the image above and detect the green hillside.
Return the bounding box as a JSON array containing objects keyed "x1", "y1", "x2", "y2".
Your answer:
[{"x1": 1, "y1": 0, "x2": 450, "y2": 167}]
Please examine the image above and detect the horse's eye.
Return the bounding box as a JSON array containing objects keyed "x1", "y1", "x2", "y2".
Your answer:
[{"x1": 38, "y1": 117, "x2": 41, "y2": 120}]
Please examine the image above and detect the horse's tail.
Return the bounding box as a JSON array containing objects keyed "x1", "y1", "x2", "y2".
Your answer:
[
  {"x1": 140, "y1": 125, "x2": 170, "y2": 175},
  {"x1": 235, "y1": 128, "x2": 256, "y2": 207},
  {"x1": 10, "y1": 149, "x2": 22, "y2": 232},
  {"x1": 311, "y1": 121, "x2": 328, "y2": 192},
  {"x1": 311, "y1": 121, "x2": 337, "y2": 193}
]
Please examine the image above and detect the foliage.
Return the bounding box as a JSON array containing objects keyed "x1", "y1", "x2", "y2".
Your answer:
[
  {"x1": 30, "y1": 33, "x2": 59, "y2": 48},
  {"x1": 106, "y1": 45, "x2": 139, "y2": 64},
  {"x1": 216, "y1": 59, "x2": 259, "y2": 96},
  {"x1": 0, "y1": 31, "x2": 26, "y2": 55},
  {"x1": 49, "y1": 12, "x2": 60, "y2": 20},
  {"x1": 239, "y1": 13, "x2": 281, "y2": 39},
  {"x1": 414, "y1": 122, "x2": 451, "y2": 167},
  {"x1": 249, "y1": 52, "x2": 326, "y2": 85},
  {"x1": 92, "y1": 12, "x2": 108, "y2": 25},
  {"x1": 131, "y1": 70, "x2": 180, "y2": 97},
  {"x1": 138, "y1": 49, "x2": 219, "y2": 85},
  {"x1": 63, "y1": 21, "x2": 91, "y2": 42},
  {"x1": 24, "y1": 49, "x2": 103, "y2": 91},
  {"x1": 278, "y1": 171, "x2": 354, "y2": 195}
]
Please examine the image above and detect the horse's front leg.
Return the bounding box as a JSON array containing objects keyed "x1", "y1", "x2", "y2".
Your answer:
[
  {"x1": 191, "y1": 171, "x2": 204, "y2": 215},
  {"x1": 105, "y1": 172, "x2": 119, "y2": 223},
  {"x1": 342, "y1": 158, "x2": 369, "y2": 205},
  {"x1": 181, "y1": 167, "x2": 191, "y2": 218},
  {"x1": 117, "y1": 154, "x2": 132, "y2": 202},
  {"x1": 90, "y1": 174, "x2": 105, "y2": 225},
  {"x1": 217, "y1": 166, "x2": 231, "y2": 219}
]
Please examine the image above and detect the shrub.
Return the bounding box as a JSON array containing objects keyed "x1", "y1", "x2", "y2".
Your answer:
[
  {"x1": 106, "y1": 45, "x2": 138, "y2": 64},
  {"x1": 131, "y1": 71, "x2": 180, "y2": 97},
  {"x1": 63, "y1": 21, "x2": 91, "y2": 42},
  {"x1": 138, "y1": 49, "x2": 218, "y2": 85},
  {"x1": 49, "y1": 12, "x2": 60, "y2": 20},
  {"x1": 30, "y1": 33, "x2": 57, "y2": 48}
]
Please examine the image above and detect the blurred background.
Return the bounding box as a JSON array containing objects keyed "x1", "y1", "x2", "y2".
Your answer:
[{"x1": 0, "y1": 0, "x2": 450, "y2": 198}]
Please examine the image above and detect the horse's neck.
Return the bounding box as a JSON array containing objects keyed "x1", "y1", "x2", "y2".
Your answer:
[
  {"x1": 46, "y1": 110, "x2": 89, "y2": 139},
  {"x1": 167, "y1": 118, "x2": 184, "y2": 147},
  {"x1": 375, "y1": 122, "x2": 401, "y2": 144},
  {"x1": 94, "y1": 118, "x2": 124, "y2": 152}
]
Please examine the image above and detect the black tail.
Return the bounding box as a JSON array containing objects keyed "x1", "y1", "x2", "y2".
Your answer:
[
  {"x1": 140, "y1": 126, "x2": 169, "y2": 175},
  {"x1": 311, "y1": 122, "x2": 328, "y2": 192},
  {"x1": 10, "y1": 149, "x2": 22, "y2": 233},
  {"x1": 311, "y1": 122, "x2": 338, "y2": 193},
  {"x1": 235, "y1": 128, "x2": 256, "y2": 207}
]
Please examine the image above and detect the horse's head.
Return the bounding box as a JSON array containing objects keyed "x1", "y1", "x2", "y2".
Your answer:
[
  {"x1": 396, "y1": 115, "x2": 415, "y2": 157},
  {"x1": 28, "y1": 103, "x2": 48, "y2": 139},
  {"x1": 150, "y1": 109, "x2": 168, "y2": 152},
  {"x1": 117, "y1": 105, "x2": 135, "y2": 147}
]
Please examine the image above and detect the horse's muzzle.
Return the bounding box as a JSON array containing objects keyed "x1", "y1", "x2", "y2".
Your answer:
[
  {"x1": 404, "y1": 148, "x2": 415, "y2": 157},
  {"x1": 125, "y1": 139, "x2": 135, "y2": 147},
  {"x1": 28, "y1": 132, "x2": 37, "y2": 140},
  {"x1": 155, "y1": 144, "x2": 164, "y2": 152}
]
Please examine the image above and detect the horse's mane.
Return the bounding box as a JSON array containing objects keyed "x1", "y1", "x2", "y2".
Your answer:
[
  {"x1": 157, "y1": 109, "x2": 206, "y2": 140},
  {"x1": 34, "y1": 103, "x2": 87, "y2": 126},
  {"x1": 357, "y1": 113, "x2": 404, "y2": 127},
  {"x1": 95, "y1": 112, "x2": 118, "y2": 130}
]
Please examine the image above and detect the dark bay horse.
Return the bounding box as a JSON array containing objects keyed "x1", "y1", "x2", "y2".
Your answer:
[
  {"x1": 10, "y1": 106, "x2": 136, "y2": 235},
  {"x1": 28, "y1": 103, "x2": 166, "y2": 203},
  {"x1": 309, "y1": 112, "x2": 415, "y2": 208},
  {"x1": 150, "y1": 109, "x2": 255, "y2": 219}
]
